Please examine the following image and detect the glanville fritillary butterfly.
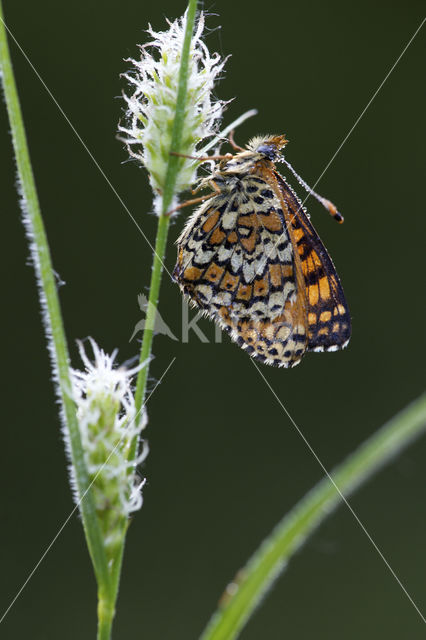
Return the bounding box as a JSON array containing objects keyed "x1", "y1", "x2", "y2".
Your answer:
[{"x1": 172, "y1": 134, "x2": 351, "y2": 368}]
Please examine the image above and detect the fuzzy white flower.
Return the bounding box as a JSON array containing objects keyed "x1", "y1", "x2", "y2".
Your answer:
[
  {"x1": 69, "y1": 339, "x2": 147, "y2": 541},
  {"x1": 119, "y1": 11, "x2": 226, "y2": 203}
]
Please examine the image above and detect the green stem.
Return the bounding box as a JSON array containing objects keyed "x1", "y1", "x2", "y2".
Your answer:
[
  {"x1": 96, "y1": 530, "x2": 127, "y2": 640},
  {"x1": 133, "y1": 0, "x2": 198, "y2": 421},
  {"x1": 133, "y1": 213, "x2": 171, "y2": 412},
  {"x1": 201, "y1": 393, "x2": 426, "y2": 640},
  {"x1": 0, "y1": 1, "x2": 109, "y2": 589},
  {"x1": 97, "y1": 588, "x2": 115, "y2": 640},
  {"x1": 94, "y1": 0, "x2": 199, "y2": 624}
]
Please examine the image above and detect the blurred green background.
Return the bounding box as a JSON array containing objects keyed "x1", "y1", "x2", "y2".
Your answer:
[{"x1": 1, "y1": 1, "x2": 425, "y2": 638}]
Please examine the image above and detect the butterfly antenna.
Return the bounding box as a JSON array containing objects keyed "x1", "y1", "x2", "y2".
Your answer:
[{"x1": 281, "y1": 158, "x2": 344, "y2": 223}]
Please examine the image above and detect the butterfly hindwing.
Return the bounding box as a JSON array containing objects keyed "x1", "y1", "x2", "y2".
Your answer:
[{"x1": 173, "y1": 174, "x2": 308, "y2": 367}]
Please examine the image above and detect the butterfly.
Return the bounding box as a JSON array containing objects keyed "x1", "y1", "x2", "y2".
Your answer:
[{"x1": 172, "y1": 134, "x2": 351, "y2": 368}]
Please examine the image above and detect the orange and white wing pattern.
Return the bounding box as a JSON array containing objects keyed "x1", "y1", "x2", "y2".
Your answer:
[
  {"x1": 173, "y1": 174, "x2": 308, "y2": 367},
  {"x1": 173, "y1": 134, "x2": 351, "y2": 368},
  {"x1": 274, "y1": 172, "x2": 351, "y2": 353}
]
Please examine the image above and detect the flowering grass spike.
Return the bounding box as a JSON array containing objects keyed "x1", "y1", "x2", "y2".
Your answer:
[
  {"x1": 119, "y1": 11, "x2": 226, "y2": 207},
  {"x1": 70, "y1": 340, "x2": 147, "y2": 551}
]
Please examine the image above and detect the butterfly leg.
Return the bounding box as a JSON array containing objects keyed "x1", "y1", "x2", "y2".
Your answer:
[
  {"x1": 228, "y1": 129, "x2": 245, "y2": 151},
  {"x1": 165, "y1": 180, "x2": 222, "y2": 216}
]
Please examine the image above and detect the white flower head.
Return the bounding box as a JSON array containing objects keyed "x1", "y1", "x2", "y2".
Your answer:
[
  {"x1": 119, "y1": 11, "x2": 227, "y2": 202},
  {"x1": 69, "y1": 339, "x2": 147, "y2": 543}
]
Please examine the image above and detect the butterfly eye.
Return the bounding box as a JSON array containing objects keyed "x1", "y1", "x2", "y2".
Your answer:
[{"x1": 256, "y1": 144, "x2": 276, "y2": 161}]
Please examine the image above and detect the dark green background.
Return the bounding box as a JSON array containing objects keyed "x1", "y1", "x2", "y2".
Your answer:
[{"x1": 1, "y1": 1, "x2": 425, "y2": 638}]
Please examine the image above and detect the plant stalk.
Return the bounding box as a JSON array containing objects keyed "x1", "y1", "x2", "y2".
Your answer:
[
  {"x1": 0, "y1": 0, "x2": 110, "y2": 595},
  {"x1": 97, "y1": 588, "x2": 116, "y2": 640},
  {"x1": 201, "y1": 393, "x2": 426, "y2": 640},
  {"x1": 95, "y1": 523, "x2": 128, "y2": 639},
  {"x1": 132, "y1": 0, "x2": 198, "y2": 442}
]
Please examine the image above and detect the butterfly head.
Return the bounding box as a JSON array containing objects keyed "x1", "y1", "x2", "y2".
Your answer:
[
  {"x1": 247, "y1": 134, "x2": 288, "y2": 162},
  {"x1": 214, "y1": 134, "x2": 288, "y2": 179}
]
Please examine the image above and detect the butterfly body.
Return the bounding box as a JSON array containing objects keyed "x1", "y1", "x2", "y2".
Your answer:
[{"x1": 173, "y1": 135, "x2": 351, "y2": 368}]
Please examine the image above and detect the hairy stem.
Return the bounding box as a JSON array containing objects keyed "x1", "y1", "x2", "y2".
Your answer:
[
  {"x1": 0, "y1": 0, "x2": 109, "y2": 590},
  {"x1": 201, "y1": 393, "x2": 426, "y2": 640}
]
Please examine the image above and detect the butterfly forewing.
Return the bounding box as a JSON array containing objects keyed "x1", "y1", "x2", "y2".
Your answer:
[{"x1": 274, "y1": 172, "x2": 351, "y2": 352}]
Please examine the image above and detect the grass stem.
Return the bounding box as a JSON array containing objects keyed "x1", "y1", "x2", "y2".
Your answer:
[{"x1": 201, "y1": 393, "x2": 426, "y2": 640}]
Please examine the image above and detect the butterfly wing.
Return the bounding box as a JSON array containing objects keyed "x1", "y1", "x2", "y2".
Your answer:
[
  {"x1": 274, "y1": 171, "x2": 351, "y2": 352},
  {"x1": 173, "y1": 175, "x2": 309, "y2": 367}
]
